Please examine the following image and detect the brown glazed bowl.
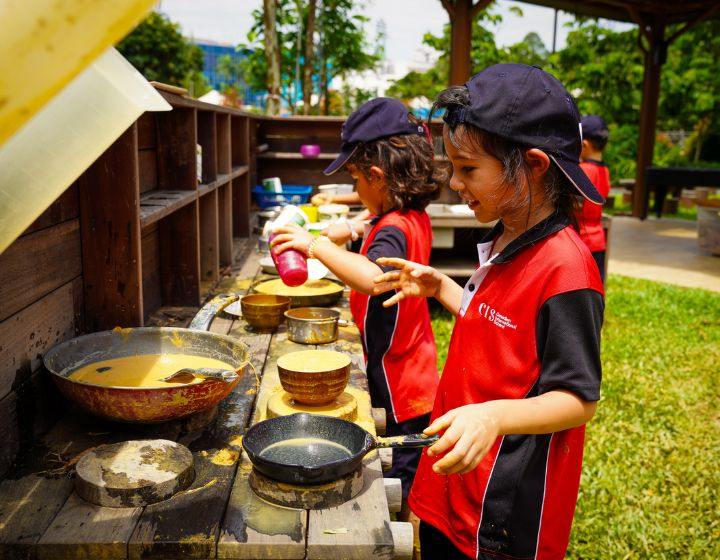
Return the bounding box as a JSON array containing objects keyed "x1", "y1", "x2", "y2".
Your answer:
[
  {"x1": 276, "y1": 350, "x2": 351, "y2": 405},
  {"x1": 240, "y1": 294, "x2": 291, "y2": 331}
]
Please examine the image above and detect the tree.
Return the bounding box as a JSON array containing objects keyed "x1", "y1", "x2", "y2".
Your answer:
[
  {"x1": 263, "y1": 0, "x2": 282, "y2": 115},
  {"x1": 239, "y1": 0, "x2": 379, "y2": 115},
  {"x1": 302, "y1": 0, "x2": 317, "y2": 115},
  {"x1": 116, "y1": 12, "x2": 208, "y2": 96}
]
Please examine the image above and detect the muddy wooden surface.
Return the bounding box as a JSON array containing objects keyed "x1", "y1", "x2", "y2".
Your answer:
[{"x1": 0, "y1": 237, "x2": 395, "y2": 559}]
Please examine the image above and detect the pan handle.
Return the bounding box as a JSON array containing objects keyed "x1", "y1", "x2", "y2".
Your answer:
[
  {"x1": 373, "y1": 433, "x2": 439, "y2": 449},
  {"x1": 188, "y1": 293, "x2": 240, "y2": 332}
]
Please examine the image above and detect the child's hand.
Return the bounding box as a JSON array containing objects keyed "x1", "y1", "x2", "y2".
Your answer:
[
  {"x1": 321, "y1": 222, "x2": 353, "y2": 244},
  {"x1": 270, "y1": 224, "x2": 315, "y2": 256},
  {"x1": 311, "y1": 193, "x2": 333, "y2": 206},
  {"x1": 373, "y1": 257, "x2": 444, "y2": 306},
  {"x1": 424, "y1": 403, "x2": 501, "y2": 475}
]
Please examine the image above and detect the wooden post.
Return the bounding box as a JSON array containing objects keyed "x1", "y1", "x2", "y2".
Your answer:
[
  {"x1": 632, "y1": 15, "x2": 665, "y2": 219},
  {"x1": 442, "y1": 0, "x2": 493, "y2": 86}
]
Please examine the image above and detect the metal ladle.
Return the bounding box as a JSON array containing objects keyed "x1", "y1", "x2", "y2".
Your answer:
[{"x1": 160, "y1": 368, "x2": 239, "y2": 384}]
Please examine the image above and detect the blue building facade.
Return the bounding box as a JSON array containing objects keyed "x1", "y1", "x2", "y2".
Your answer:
[{"x1": 193, "y1": 39, "x2": 265, "y2": 108}]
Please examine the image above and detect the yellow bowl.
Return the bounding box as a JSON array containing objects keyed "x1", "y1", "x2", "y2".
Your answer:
[
  {"x1": 277, "y1": 350, "x2": 350, "y2": 405},
  {"x1": 240, "y1": 294, "x2": 291, "y2": 331}
]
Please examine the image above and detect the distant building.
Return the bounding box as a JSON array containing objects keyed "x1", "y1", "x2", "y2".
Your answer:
[{"x1": 191, "y1": 38, "x2": 265, "y2": 109}]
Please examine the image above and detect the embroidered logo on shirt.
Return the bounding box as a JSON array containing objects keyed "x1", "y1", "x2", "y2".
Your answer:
[{"x1": 478, "y1": 302, "x2": 518, "y2": 330}]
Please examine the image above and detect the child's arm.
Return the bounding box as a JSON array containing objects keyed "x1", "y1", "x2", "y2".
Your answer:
[
  {"x1": 373, "y1": 257, "x2": 464, "y2": 316},
  {"x1": 424, "y1": 390, "x2": 597, "y2": 475},
  {"x1": 321, "y1": 208, "x2": 370, "y2": 244},
  {"x1": 271, "y1": 224, "x2": 382, "y2": 294}
]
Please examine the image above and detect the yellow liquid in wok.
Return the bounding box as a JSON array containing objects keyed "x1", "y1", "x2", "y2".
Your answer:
[{"x1": 68, "y1": 354, "x2": 236, "y2": 387}]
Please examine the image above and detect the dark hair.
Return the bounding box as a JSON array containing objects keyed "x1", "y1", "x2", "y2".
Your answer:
[
  {"x1": 586, "y1": 136, "x2": 608, "y2": 151},
  {"x1": 431, "y1": 85, "x2": 579, "y2": 229},
  {"x1": 347, "y1": 114, "x2": 447, "y2": 212}
]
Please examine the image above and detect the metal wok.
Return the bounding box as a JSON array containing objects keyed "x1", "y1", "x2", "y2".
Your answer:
[
  {"x1": 43, "y1": 294, "x2": 251, "y2": 424},
  {"x1": 242, "y1": 412, "x2": 437, "y2": 485}
]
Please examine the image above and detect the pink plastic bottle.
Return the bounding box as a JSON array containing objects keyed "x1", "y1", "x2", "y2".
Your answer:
[{"x1": 269, "y1": 233, "x2": 308, "y2": 287}]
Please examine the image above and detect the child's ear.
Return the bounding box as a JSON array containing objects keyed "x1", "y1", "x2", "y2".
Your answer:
[
  {"x1": 525, "y1": 149, "x2": 551, "y2": 180},
  {"x1": 368, "y1": 165, "x2": 386, "y2": 187}
]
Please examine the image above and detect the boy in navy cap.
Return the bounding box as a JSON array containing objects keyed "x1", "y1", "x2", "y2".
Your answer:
[
  {"x1": 373, "y1": 64, "x2": 604, "y2": 559},
  {"x1": 578, "y1": 114, "x2": 611, "y2": 281},
  {"x1": 271, "y1": 98, "x2": 447, "y2": 523}
]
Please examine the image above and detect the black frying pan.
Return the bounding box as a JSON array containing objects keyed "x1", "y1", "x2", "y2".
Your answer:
[{"x1": 242, "y1": 412, "x2": 438, "y2": 485}]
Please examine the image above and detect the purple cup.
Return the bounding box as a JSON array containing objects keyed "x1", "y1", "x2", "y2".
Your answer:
[{"x1": 300, "y1": 144, "x2": 321, "y2": 158}]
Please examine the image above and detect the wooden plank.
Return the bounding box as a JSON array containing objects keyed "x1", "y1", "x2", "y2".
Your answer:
[
  {"x1": 37, "y1": 493, "x2": 142, "y2": 560},
  {"x1": 217, "y1": 114, "x2": 231, "y2": 174},
  {"x1": 78, "y1": 124, "x2": 143, "y2": 331},
  {"x1": 198, "y1": 111, "x2": 218, "y2": 184},
  {"x1": 138, "y1": 149, "x2": 158, "y2": 194},
  {"x1": 199, "y1": 190, "x2": 220, "y2": 282},
  {"x1": 141, "y1": 226, "x2": 162, "y2": 320},
  {"x1": 232, "y1": 175, "x2": 251, "y2": 238},
  {"x1": 23, "y1": 183, "x2": 79, "y2": 235},
  {"x1": 139, "y1": 190, "x2": 197, "y2": 228},
  {"x1": 0, "y1": 280, "x2": 82, "y2": 402},
  {"x1": 159, "y1": 202, "x2": 201, "y2": 307},
  {"x1": 0, "y1": 219, "x2": 81, "y2": 323},
  {"x1": 258, "y1": 151, "x2": 339, "y2": 160},
  {"x1": 218, "y1": 183, "x2": 234, "y2": 266},
  {"x1": 305, "y1": 333, "x2": 395, "y2": 559},
  {"x1": 0, "y1": 405, "x2": 143, "y2": 557},
  {"x1": 129, "y1": 284, "x2": 265, "y2": 559},
  {"x1": 136, "y1": 113, "x2": 156, "y2": 150},
  {"x1": 156, "y1": 108, "x2": 197, "y2": 191}
]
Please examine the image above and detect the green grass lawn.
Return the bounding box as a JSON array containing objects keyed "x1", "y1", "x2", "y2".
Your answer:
[{"x1": 430, "y1": 275, "x2": 720, "y2": 559}]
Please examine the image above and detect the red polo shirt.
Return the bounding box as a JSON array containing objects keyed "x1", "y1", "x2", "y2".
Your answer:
[
  {"x1": 410, "y1": 213, "x2": 604, "y2": 560},
  {"x1": 578, "y1": 160, "x2": 611, "y2": 252},
  {"x1": 349, "y1": 209, "x2": 438, "y2": 423}
]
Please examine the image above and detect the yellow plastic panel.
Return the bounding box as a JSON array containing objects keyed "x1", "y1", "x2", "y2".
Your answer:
[
  {"x1": 0, "y1": 48, "x2": 171, "y2": 254},
  {"x1": 0, "y1": 0, "x2": 157, "y2": 146}
]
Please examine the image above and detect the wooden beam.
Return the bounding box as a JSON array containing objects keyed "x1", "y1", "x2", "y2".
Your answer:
[
  {"x1": 632, "y1": 14, "x2": 666, "y2": 219},
  {"x1": 449, "y1": 0, "x2": 472, "y2": 85}
]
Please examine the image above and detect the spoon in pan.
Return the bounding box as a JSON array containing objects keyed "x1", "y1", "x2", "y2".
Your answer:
[{"x1": 159, "y1": 367, "x2": 239, "y2": 384}]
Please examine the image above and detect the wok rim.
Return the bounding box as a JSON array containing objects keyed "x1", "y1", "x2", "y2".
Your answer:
[{"x1": 43, "y1": 327, "x2": 251, "y2": 391}]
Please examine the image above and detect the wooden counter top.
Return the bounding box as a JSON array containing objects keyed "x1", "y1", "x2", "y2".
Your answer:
[{"x1": 0, "y1": 239, "x2": 403, "y2": 559}]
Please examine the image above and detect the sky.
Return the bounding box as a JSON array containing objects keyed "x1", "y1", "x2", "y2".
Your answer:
[{"x1": 155, "y1": 0, "x2": 634, "y2": 63}]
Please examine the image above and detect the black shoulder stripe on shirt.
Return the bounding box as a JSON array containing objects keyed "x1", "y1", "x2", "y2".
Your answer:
[
  {"x1": 365, "y1": 225, "x2": 407, "y2": 272},
  {"x1": 536, "y1": 288, "x2": 604, "y2": 401}
]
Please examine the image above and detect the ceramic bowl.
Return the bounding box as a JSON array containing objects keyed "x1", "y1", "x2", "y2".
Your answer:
[
  {"x1": 240, "y1": 294, "x2": 291, "y2": 331},
  {"x1": 300, "y1": 144, "x2": 321, "y2": 158},
  {"x1": 277, "y1": 349, "x2": 351, "y2": 405}
]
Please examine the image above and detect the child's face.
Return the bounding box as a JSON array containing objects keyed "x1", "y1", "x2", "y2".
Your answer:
[
  {"x1": 443, "y1": 127, "x2": 508, "y2": 223},
  {"x1": 347, "y1": 164, "x2": 386, "y2": 215}
]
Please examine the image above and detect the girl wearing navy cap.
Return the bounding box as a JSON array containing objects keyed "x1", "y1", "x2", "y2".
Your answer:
[
  {"x1": 271, "y1": 97, "x2": 447, "y2": 525},
  {"x1": 373, "y1": 64, "x2": 604, "y2": 559}
]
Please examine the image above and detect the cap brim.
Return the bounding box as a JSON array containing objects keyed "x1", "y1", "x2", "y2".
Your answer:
[
  {"x1": 323, "y1": 145, "x2": 358, "y2": 175},
  {"x1": 549, "y1": 154, "x2": 605, "y2": 204}
]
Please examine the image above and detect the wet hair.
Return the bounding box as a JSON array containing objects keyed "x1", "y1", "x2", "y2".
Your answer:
[
  {"x1": 430, "y1": 85, "x2": 579, "y2": 229},
  {"x1": 347, "y1": 114, "x2": 447, "y2": 212}
]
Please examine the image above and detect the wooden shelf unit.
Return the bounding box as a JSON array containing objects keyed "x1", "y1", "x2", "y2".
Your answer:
[{"x1": 78, "y1": 90, "x2": 253, "y2": 330}]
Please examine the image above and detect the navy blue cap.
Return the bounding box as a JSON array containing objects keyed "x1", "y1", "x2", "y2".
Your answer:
[
  {"x1": 443, "y1": 64, "x2": 604, "y2": 204},
  {"x1": 324, "y1": 97, "x2": 426, "y2": 175},
  {"x1": 581, "y1": 115, "x2": 609, "y2": 142}
]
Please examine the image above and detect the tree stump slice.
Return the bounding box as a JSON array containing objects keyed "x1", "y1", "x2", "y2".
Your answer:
[
  {"x1": 266, "y1": 390, "x2": 358, "y2": 421},
  {"x1": 74, "y1": 439, "x2": 195, "y2": 508}
]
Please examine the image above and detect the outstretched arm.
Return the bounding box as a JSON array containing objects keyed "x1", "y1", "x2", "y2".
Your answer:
[
  {"x1": 271, "y1": 224, "x2": 382, "y2": 294},
  {"x1": 424, "y1": 390, "x2": 597, "y2": 475},
  {"x1": 373, "y1": 257, "x2": 464, "y2": 316}
]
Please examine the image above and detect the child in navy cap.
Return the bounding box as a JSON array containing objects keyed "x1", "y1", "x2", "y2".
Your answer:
[
  {"x1": 578, "y1": 115, "x2": 611, "y2": 281},
  {"x1": 271, "y1": 97, "x2": 447, "y2": 521},
  {"x1": 373, "y1": 64, "x2": 604, "y2": 559}
]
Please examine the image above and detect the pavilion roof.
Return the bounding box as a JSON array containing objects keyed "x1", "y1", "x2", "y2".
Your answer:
[{"x1": 518, "y1": 0, "x2": 720, "y2": 25}]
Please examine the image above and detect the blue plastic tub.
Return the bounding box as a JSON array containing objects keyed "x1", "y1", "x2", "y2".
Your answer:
[{"x1": 252, "y1": 185, "x2": 313, "y2": 208}]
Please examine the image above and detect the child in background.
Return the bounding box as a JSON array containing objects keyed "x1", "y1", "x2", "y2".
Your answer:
[
  {"x1": 271, "y1": 98, "x2": 447, "y2": 517},
  {"x1": 578, "y1": 114, "x2": 611, "y2": 281},
  {"x1": 373, "y1": 64, "x2": 605, "y2": 560}
]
